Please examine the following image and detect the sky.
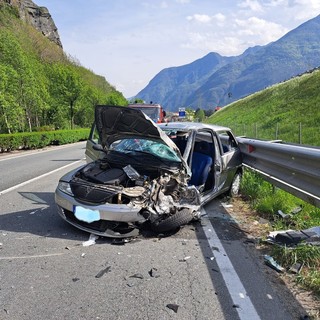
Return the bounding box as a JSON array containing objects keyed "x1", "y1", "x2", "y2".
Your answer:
[{"x1": 36, "y1": 0, "x2": 320, "y2": 98}]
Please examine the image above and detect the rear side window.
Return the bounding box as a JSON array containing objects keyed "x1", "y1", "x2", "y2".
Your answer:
[{"x1": 218, "y1": 131, "x2": 238, "y2": 154}]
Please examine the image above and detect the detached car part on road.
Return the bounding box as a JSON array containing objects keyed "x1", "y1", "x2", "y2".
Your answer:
[{"x1": 55, "y1": 105, "x2": 242, "y2": 237}]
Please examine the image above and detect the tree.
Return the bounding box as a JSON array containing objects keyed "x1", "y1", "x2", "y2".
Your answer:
[
  {"x1": 0, "y1": 64, "x2": 21, "y2": 133},
  {"x1": 49, "y1": 64, "x2": 83, "y2": 129},
  {"x1": 195, "y1": 108, "x2": 205, "y2": 122}
]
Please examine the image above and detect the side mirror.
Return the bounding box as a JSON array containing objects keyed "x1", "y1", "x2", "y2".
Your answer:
[{"x1": 92, "y1": 144, "x2": 104, "y2": 152}]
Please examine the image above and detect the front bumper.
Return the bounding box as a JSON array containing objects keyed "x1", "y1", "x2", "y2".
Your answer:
[{"x1": 55, "y1": 187, "x2": 146, "y2": 237}]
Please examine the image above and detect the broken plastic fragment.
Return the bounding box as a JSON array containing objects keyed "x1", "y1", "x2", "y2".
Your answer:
[
  {"x1": 129, "y1": 273, "x2": 144, "y2": 279},
  {"x1": 291, "y1": 206, "x2": 302, "y2": 215},
  {"x1": 179, "y1": 256, "x2": 191, "y2": 262},
  {"x1": 82, "y1": 233, "x2": 99, "y2": 247},
  {"x1": 95, "y1": 266, "x2": 111, "y2": 278},
  {"x1": 166, "y1": 304, "x2": 179, "y2": 313},
  {"x1": 289, "y1": 262, "x2": 303, "y2": 274},
  {"x1": 111, "y1": 238, "x2": 126, "y2": 245},
  {"x1": 277, "y1": 210, "x2": 291, "y2": 219},
  {"x1": 264, "y1": 255, "x2": 285, "y2": 272},
  {"x1": 148, "y1": 268, "x2": 160, "y2": 278},
  {"x1": 222, "y1": 202, "x2": 233, "y2": 208}
]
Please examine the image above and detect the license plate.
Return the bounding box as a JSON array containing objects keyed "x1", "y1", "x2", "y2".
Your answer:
[{"x1": 74, "y1": 206, "x2": 100, "y2": 223}]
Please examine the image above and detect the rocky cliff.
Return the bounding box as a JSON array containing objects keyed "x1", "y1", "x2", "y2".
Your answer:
[{"x1": 1, "y1": 0, "x2": 62, "y2": 47}]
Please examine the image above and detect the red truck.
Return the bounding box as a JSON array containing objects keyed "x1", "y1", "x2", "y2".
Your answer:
[{"x1": 128, "y1": 103, "x2": 166, "y2": 123}]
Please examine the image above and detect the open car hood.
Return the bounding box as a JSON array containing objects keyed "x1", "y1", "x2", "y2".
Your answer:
[{"x1": 95, "y1": 105, "x2": 186, "y2": 165}]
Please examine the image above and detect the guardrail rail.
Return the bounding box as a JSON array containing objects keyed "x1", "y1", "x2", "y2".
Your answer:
[{"x1": 237, "y1": 137, "x2": 320, "y2": 207}]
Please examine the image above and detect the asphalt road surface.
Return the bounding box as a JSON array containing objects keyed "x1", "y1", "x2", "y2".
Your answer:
[{"x1": 0, "y1": 143, "x2": 309, "y2": 320}]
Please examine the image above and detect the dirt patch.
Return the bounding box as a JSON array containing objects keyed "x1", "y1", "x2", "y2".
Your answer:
[{"x1": 224, "y1": 196, "x2": 320, "y2": 320}]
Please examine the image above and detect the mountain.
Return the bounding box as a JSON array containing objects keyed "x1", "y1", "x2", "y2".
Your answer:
[
  {"x1": 135, "y1": 52, "x2": 238, "y2": 108},
  {"x1": 135, "y1": 14, "x2": 320, "y2": 112},
  {"x1": 2, "y1": 0, "x2": 62, "y2": 47},
  {"x1": 0, "y1": 0, "x2": 127, "y2": 133}
]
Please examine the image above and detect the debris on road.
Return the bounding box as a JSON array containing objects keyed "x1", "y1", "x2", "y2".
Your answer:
[
  {"x1": 277, "y1": 210, "x2": 292, "y2": 220},
  {"x1": 83, "y1": 233, "x2": 99, "y2": 247},
  {"x1": 179, "y1": 256, "x2": 191, "y2": 262},
  {"x1": 129, "y1": 273, "x2": 144, "y2": 279},
  {"x1": 148, "y1": 268, "x2": 160, "y2": 278},
  {"x1": 289, "y1": 262, "x2": 303, "y2": 274},
  {"x1": 166, "y1": 304, "x2": 179, "y2": 313},
  {"x1": 111, "y1": 238, "x2": 132, "y2": 245},
  {"x1": 264, "y1": 255, "x2": 285, "y2": 273},
  {"x1": 267, "y1": 226, "x2": 320, "y2": 246},
  {"x1": 95, "y1": 266, "x2": 111, "y2": 278}
]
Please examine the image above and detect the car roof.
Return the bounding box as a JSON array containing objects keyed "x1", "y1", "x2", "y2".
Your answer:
[{"x1": 158, "y1": 121, "x2": 231, "y2": 132}]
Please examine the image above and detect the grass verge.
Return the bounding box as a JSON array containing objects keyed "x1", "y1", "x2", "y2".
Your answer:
[{"x1": 240, "y1": 169, "x2": 320, "y2": 299}]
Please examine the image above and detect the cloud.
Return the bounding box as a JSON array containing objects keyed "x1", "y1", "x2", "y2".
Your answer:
[
  {"x1": 235, "y1": 16, "x2": 288, "y2": 42},
  {"x1": 187, "y1": 14, "x2": 212, "y2": 23},
  {"x1": 176, "y1": 0, "x2": 190, "y2": 3},
  {"x1": 238, "y1": 0, "x2": 264, "y2": 12},
  {"x1": 160, "y1": 1, "x2": 169, "y2": 8}
]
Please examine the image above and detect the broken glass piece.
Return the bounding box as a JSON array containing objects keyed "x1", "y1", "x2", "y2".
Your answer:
[{"x1": 264, "y1": 255, "x2": 285, "y2": 273}]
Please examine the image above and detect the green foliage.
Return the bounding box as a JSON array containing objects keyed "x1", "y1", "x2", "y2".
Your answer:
[
  {"x1": 241, "y1": 169, "x2": 320, "y2": 296},
  {"x1": 129, "y1": 98, "x2": 144, "y2": 103},
  {"x1": 207, "y1": 69, "x2": 320, "y2": 145},
  {"x1": 241, "y1": 169, "x2": 319, "y2": 226},
  {"x1": 0, "y1": 129, "x2": 90, "y2": 152},
  {"x1": 0, "y1": 4, "x2": 126, "y2": 133},
  {"x1": 272, "y1": 245, "x2": 320, "y2": 296},
  {"x1": 195, "y1": 109, "x2": 205, "y2": 121}
]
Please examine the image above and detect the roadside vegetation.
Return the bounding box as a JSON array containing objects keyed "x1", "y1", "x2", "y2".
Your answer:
[
  {"x1": 240, "y1": 169, "x2": 320, "y2": 299},
  {"x1": 0, "y1": 3, "x2": 127, "y2": 135},
  {"x1": 209, "y1": 71, "x2": 320, "y2": 300},
  {"x1": 208, "y1": 68, "x2": 320, "y2": 146}
]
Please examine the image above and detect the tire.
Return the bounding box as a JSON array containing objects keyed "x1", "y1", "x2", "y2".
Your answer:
[
  {"x1": 229, "y1": 171, "x2": 242, "y2": 197},
  {"x1": 151, "y1": 209, "x2": 194, "y2": 233}
]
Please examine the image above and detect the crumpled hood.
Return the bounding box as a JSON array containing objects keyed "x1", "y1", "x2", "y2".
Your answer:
[{"x1": 95, "y1": 105, "x2": 187, "y2": 167}]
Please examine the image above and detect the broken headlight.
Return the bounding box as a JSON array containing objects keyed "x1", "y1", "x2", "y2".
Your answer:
[{"x1": 58, "y1": 181, "x2": 74, "y2": 196}]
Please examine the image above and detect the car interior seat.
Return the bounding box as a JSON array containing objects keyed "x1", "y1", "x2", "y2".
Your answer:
[
  {"x1": 189, "y1": 141, "x2": 213, "y2": 187},
  {"x1": 172, "y1": 135, "x2": 187, "y2": 155}
]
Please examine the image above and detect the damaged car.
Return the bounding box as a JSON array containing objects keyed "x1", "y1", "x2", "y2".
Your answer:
[{"x1": 55, "y1": 105, "x2": 242, "y2": 238}]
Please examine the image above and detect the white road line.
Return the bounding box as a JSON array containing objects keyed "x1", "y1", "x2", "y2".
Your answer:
[
  {"x1": 0, "y1": 253, "x2": 65, "y2": 260},
  {"x1": 201, "y1": 207, "x2": 261, "y2": 320},
  {"x1": 0, "y1": 160, "x2": 83, "y2": 195}
]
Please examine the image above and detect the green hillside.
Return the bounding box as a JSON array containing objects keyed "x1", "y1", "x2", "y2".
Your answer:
[
  {"x1": 0, "y1": 3, "x2": 126, "y2": 134},
  {"x1": 207, "y1": 68, "x2": 320, "y2": 146}
]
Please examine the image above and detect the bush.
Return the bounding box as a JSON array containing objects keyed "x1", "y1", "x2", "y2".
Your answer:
[{"x1": 0, "y1": 129, "x2": 90, "y2": 152}]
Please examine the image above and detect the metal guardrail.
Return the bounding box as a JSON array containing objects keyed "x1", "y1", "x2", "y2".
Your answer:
[{"x1": 237, "y1": 137, "x2": 320, "y2": 207}]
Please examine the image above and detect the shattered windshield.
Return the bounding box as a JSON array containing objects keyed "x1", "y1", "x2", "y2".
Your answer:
[{"x1": 109, "y1": 138, "x2": 181, "y2": 163}]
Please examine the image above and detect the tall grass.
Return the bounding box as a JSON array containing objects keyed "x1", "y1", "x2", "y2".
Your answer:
[{"x1": 240, "y1": 169, "x2": 320, "y2": 297}]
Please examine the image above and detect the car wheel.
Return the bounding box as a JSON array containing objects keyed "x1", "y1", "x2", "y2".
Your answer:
[
  {"x1": 151, "y1": 209, "x2": 194, "y2": 233},
  {"x1": 229, "y1": 171, "x2": 242, "y2": 197}
]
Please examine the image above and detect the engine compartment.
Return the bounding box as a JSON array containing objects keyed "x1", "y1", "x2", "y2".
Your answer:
[{"x1": 70, "y1": 158, "x2": 200, "y2": 221}]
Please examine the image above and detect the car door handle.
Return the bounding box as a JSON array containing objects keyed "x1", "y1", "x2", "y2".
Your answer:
[{"x1": 215, "y1": 162, "x2": 221, "y2": 172}]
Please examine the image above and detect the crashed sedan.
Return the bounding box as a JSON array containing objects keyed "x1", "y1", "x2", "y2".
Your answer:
[{"x1": 55, "y1": 105, "x2": 242, "y2": 238}]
